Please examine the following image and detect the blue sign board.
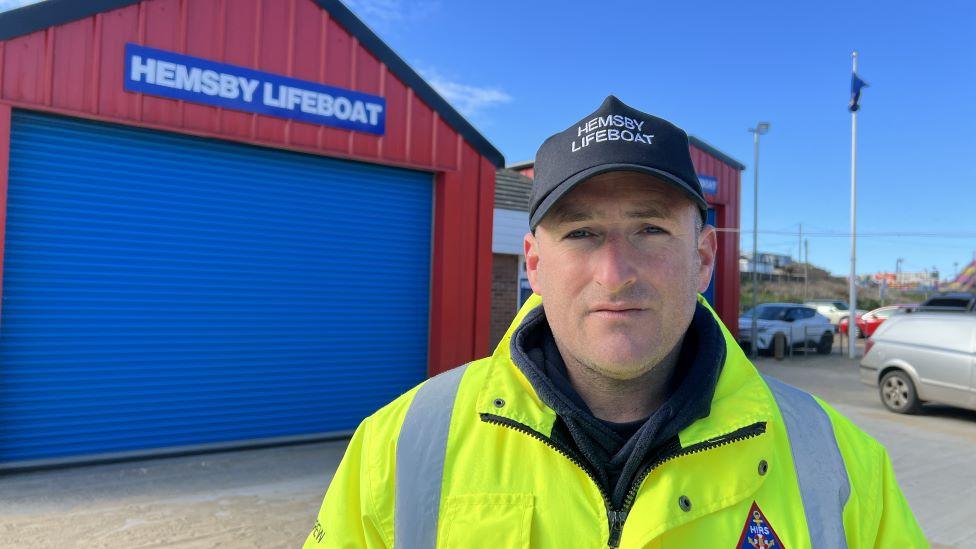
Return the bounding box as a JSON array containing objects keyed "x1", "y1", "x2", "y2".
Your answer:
[
  {"x1": 124, "y1": 43, "x2": 386, "y2": 135},
  {"x1": 698, "y1": 174, "x2": 718, "y2": 195}
]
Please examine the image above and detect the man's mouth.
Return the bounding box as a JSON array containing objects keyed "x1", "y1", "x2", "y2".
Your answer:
[{"x1": 589, "y1": 305, "x2": 646, "y2": 318}]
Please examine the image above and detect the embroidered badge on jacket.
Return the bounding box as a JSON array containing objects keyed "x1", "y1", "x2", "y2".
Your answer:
[{"x1": 736, "y1": 501, "x2": 783, "y2": 549}]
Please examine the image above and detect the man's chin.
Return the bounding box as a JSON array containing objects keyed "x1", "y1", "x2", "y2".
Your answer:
[
  {"x1": 585, "y1": 360, "x2": 660, "y2": 382},
  {"x1": 579, "y1": 347, "x2": 663, "y2": 378}
]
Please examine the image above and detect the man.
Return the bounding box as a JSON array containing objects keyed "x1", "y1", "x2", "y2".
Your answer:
[{"x1": 305, "y1": 96, "x2": 924, "y2": 548}]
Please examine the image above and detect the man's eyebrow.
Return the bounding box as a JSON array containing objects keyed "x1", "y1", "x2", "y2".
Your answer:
[
  {"x1": 625, "y1": 205, "x2": 670, "y2": 219},
  {"x1": 551, "y1": 203, "x2": 673, "y2": 225},
  {"x1": 553, "y1": 209, "x2": 592, "y2": 224}
]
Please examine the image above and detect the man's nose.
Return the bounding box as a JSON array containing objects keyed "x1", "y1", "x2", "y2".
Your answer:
[{"x1": 592, "y1": 235, "x2": 638, "y2": 292}]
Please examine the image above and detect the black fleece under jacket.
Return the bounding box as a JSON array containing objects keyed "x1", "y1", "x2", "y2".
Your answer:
[{"x1": 509, "y1": 301, "x2": 726, "y2": 509}]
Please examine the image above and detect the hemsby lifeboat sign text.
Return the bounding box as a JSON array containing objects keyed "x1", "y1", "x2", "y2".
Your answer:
[{"x1": 124, "y1": 43, "x2": 386, "y2": 135}]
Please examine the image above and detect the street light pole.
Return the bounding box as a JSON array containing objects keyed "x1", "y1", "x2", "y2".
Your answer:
[{"x1": 748, "y1": 122, "x2": 770, "y2": 359}]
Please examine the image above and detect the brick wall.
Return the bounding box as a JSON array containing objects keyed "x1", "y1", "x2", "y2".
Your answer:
[{"x1": 489, "y1": 254, "x2": 519, "y2": 352}]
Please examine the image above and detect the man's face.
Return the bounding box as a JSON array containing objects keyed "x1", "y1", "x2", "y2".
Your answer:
[{"x1": 524, "y1": 171, "x2": 717, "y2": 380}]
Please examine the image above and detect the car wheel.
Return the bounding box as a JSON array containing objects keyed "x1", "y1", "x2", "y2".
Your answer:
[
  {"x1": 816, "y1": 332, "x2": 833, "y2": 354},
  {"x1": 772, "y1": 333, "x2": 787, "y2": 360},
  {"x1": 880, "y1": 370, "x2": 922, "y2": 414}
]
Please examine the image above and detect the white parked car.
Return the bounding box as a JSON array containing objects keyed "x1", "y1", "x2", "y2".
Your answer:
[
  {"x1": 739, "y1": 303, "x2": 835, "y2": 355},
  {"x1": 860, "y1": 309, "x2": 976, "y2": 414},
  {"x1": 804, "y1": 299, "x2": 866, "y2": 326}
]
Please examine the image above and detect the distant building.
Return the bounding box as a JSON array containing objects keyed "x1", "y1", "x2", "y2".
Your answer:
[
  {"x1": 740, "y1": 252, "x2": 794, "y2": 275},
  {"x1": 872, "y1": 270, "x2": 940, "y2": 290}
]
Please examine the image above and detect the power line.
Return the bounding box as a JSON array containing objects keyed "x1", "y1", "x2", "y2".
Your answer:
[{"x1": 715, "y1": 228, "x2": 976, "y2": 238}]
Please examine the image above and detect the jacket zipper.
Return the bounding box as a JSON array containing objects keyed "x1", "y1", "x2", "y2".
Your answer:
[{"x1": 480, "y1": 413, "x2": 766, "y2": 548}]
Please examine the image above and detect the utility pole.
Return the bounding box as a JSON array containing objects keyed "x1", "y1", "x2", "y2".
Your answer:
[
  {"x1": 798, "y1": 223, "x2": 803, "y2": 286},
  {"x1": 804, "y1": 239, "x2": 809, "y2": 300}
]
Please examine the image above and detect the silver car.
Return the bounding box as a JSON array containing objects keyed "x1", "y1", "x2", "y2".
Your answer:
[
  {"x1": 860, "y1": 310, "x2": 976, "y2": 413},
  {"x1": 739, "y1": 303, "x2": 835, "y2": 355}
]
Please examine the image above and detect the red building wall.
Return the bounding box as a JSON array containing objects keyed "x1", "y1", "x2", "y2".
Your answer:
[
  {"x1": 0, "y1": 0, "x2": 495, "y2": 375},
  {"x1": 690, "y1": 144, "x2": 742, "y2": 336}
]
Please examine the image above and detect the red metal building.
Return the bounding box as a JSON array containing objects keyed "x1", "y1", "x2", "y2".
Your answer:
[
  {"x1": 0, "y1": 0, "x2": 502, "y2": 468},
  {"x1": 0, "y1": 0, "x2": 502, "y2": 375}
]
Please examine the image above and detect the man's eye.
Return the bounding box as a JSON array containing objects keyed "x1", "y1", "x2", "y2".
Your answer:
[
  {"x1": 641, "y1": 226, "x2": 664, "y2": 234},
  {"x1": 566, "y1": 229, "x2": 593, "y2": 239}
]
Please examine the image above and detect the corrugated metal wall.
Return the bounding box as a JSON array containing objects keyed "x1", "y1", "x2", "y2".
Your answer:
[
  {"x1": 0, "y1": 0, "x2": 497, "y2": 375},
  {"x1": 0, "y1": 110, "x2": 433, "y2": 466},
  {"x1": 690, "y1": 144, "x2": 742, "y2": 334},
  {"x1": 0, "y1": 0, "x2": 458, "y2": 171}
]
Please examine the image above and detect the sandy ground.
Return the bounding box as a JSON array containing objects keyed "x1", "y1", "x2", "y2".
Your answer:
[{"x1": 3, "y1": 339, "x2": 975, "y2": 547}]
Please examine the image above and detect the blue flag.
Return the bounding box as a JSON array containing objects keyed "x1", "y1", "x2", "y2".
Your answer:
[{"x1": 850, "y1": 72, "x2": 869, "y2": 112}]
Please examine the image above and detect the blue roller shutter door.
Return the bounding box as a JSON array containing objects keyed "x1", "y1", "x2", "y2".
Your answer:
[{"x1": 0, "y1": 111, "x2": 432, "y2": 467}]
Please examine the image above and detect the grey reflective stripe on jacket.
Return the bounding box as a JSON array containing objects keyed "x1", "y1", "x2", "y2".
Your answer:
[
  {"x1": 395, "y1": 363, "x2": 469, "y2": 549},
  {"x1": 393, "y1": 366, "x2": 850, "y2": 548},
  {"x1": 765, "y1": 375, "x2": 851, "y2": 549}
]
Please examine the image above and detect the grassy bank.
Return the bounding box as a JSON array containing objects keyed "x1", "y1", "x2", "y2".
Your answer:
[{"x1": 739, "y1": 263, "x2": 931, "y2": 313}]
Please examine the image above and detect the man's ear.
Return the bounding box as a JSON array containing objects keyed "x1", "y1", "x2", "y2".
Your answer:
[
  {"x1": 696, "y1": 224, "x2": 718, "y2": 293},
  {"x1": 524, "y1": 231, "x2": 543, "y2": 296}
]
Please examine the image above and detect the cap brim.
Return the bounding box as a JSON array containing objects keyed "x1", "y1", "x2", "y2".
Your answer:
[{"x1": 529, "y1": 164, "x2": 708, "y2": 229}]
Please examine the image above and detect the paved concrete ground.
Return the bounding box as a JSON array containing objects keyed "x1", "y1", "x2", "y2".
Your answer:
[
  {"x1": 2, "y1": 344, "x2": 974, "y2": 547},
  {"x1": 0, "y1": 441, "x2": 350, "y2": 548},
  {"x1": 755, "y1": 343, "x2": 976, "y2": 548}
]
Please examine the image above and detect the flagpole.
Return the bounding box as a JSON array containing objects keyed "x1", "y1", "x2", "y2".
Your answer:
[{"x1": 848, "y1": 51, "x2": 858, "y2": 359}]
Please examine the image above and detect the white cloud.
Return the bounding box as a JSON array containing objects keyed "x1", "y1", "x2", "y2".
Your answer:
[
  {"x1": 420, "y1": 68, "x2": 513, "y2": 119},
  {"x1": 342, "y1": 0, "x2": 438, "y2": 32},
  {"x1": 341, "y1": 1, "x2": 510, "y2": 120}
]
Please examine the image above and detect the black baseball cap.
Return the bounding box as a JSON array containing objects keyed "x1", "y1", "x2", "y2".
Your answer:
[{"x1": 529, "y1": 95, "x2": 707, "y2": 230}]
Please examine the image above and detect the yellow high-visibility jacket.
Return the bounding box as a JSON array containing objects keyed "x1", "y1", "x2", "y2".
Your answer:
[{"x1": 305, "y1": 295, "x2": 925, "y2": 548}]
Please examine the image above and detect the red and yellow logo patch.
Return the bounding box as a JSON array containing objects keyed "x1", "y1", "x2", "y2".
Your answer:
[{"x1": 736, "y1": 501, "x2": 783, "y2": 549}]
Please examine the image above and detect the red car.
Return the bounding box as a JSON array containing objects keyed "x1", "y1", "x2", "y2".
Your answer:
[{"x1": 839, "y1": 304, "x2": 918, "y2": 338}]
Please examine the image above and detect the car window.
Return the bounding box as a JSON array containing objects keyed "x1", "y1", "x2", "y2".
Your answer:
[
  {"x1": 833, "y1": 301, "x2": 849, "y2": 310},
  {"x1": 745, "y1": 305, "x2": 790, "y2": 320},
  {"x1": 801, "y1": 308, "x2": 816, "y2": 319},
  {"x1": 923, "y1": 297, "x2": 969, "y2": 308},
  {"x1": 874, "y1": 308, "x2": 894, "y2": 319}
]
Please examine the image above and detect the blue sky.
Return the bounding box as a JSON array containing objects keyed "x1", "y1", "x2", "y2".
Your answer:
[
  {"x1": 343, "y1": 0, "x2": 976, "y2": 280},
  {"x1": 3, "y1": 0, "x2": 974, "y2": 279}
]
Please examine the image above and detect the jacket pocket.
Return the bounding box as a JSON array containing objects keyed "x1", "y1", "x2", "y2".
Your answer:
[{"x1": 439, "y1": 493, "x2": 534, "y2": 548}]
